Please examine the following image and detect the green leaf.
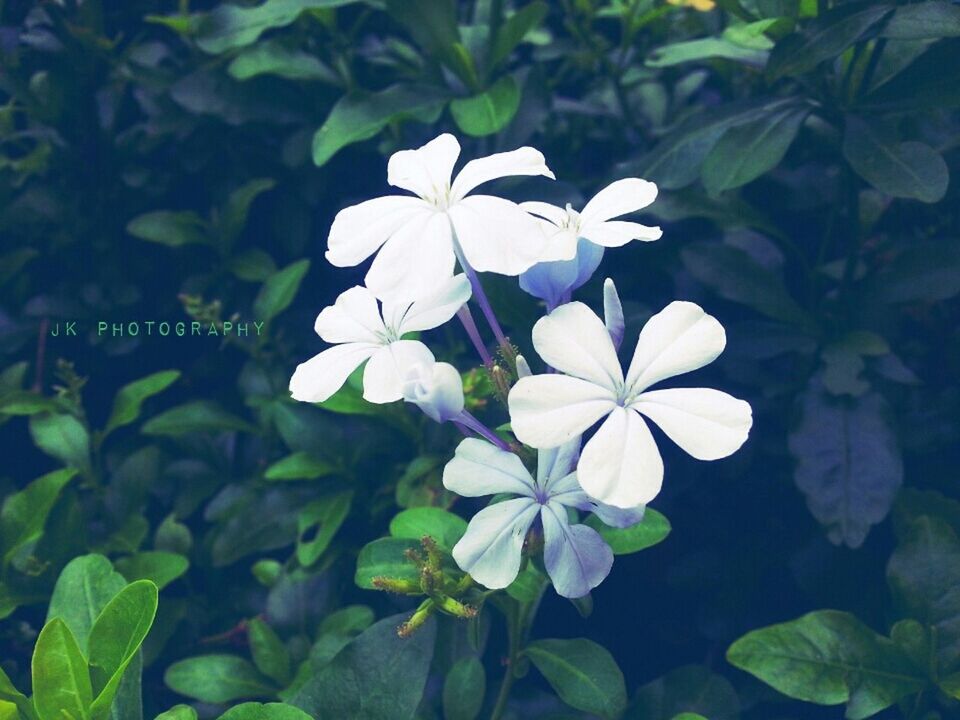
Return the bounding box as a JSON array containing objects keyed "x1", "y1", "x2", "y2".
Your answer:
[
  {"x1": 220, "y1": 178, "x2": 276, "y2": 247},
  {"x1": 727, "y1": 610, "x2": 926, "y2": 719},
  {"x1": 881, "y1": 2, "x2": 960, "y2": 40},
  {"x1": 490, "y1": 2, "x2": 548, "y2": 68},
  {"x1": 647, "y1": 37, "x2": 768, "y2": 67},
  {"x1": 384, "y1": 0, "x2": 476, "y2": 85},
  {"x1": 29, "y1": 412, "x2": 91, "y2": 475},
  {"x1": 114, "y1": 551, "x2": 189, "y2": 590},
  {"x1": 265, "y1": 451, "x2": 338, "y2": 481},
  {"x1": 228, "y1": 248, "x2": 278, "y2": 283},
  {"x1": 317, "y1": 381, "x2": 381, "y2": 416},
  {"x1": 585, "y1": 508, "x2": 671, "y2": 555},
  {"x1": 32, "y1": 618, "x2": 93, "y2": 720},
  {"x1": 287, "y1": 613, "x2": 437, "y2": 719},
  {"x1": 671, "y1": 715, "x2": 708, "y2": 720},
  {"x1": 628, "y1": 664, "x2": 740, "y2": 720},
  {"x1": 389, "y1": 507, "x2": 468, "y2": 550},
  {"x1": 88, "y1": 581, "x2": 159, "y2": 720},
  {"x1": 312, "y1": 84, "x2": 447, "y2": 167},
  {"x1": 940, "y1": 671, "x2": 960, "y2": 700},
  {"x1": 842, "y1": 116, "x2": 948, "y2": 203},
  {"x1": 104, "y1": 370, "x2": 180, "y2": 436},
  {"x1": 701, "y1": 104, "x2": 808, "y2": 192},
  {"x1": 228, "y1": 41, "x2": 338, "y2": 82},
  {"x1": 126, "y1": 211, "x2": 207, "y2": 247},
  {"x1": 218, "y1": 704, "x2": 313, "y2": 720},
  {"x1": 196, "y1": 0, "x2": 359, "y2": 54},
  {"x1": 861, "y1": 239, "x2": 960, "y2": 304},
  {"x1": 297, "y1": 491, "x2": 352, "y2": 566},
  {"x1": 0, "y1": 467, "x2": 75, "y2": 567},
  {"x1": 164, "y1": 655, "x2": 275, "y2": 703},
  {"x1": 862, "y1": 38, "x2": 960, "y2": 110},
  {"x1": 681, "y1": 241, "x2": 814, "y2": 326},
  {"x1": 525, "y1": 638, "x2": 627, "y2": 719},
  {"x1": 142, "y1": 401, "x2": 256, "y2": 436},
  {"x1": 354, "y1": 537, "x2": 420, "y2": 589},
  {"x1": 723, "y1": 18, "x2": 792, "y2": 48},
  {"x1": 48, "y1": 555, "x2": 128, "y2": 651},
  {"x1": 0, "y1": 666, "x2": 35, "y2": 720},
  {"x1": 253, "y1": 259, "x2": 310, "y2": 323},
  {"x1": 450, "y1": 75, "x2": 521, "y2": 137},
  {"x1": 0, "y1": 390, "x2": 59, "y2": 416},
  {"x1": 153, "y1": 706, "x2": 197, "y2": 720},
  {"x1": 443, "y1": 656, "x2": 485, "y2": 720},
  {"x1": 248, "y1": 618, "x2": 292, "y2": 686},
  {"x1": 506, "y1": 565, "x2": 548, "y2": 602}
]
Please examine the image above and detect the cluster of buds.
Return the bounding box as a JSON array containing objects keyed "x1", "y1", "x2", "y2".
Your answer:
[{"x1": 371, "y1": 535, "x2": 479, "y2": 638}]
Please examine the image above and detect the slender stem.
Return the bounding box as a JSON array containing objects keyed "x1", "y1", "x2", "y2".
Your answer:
[
  {"x1": 457, "y1": 305, "x2": 492, "y2": 365},
  {"x1": 458, "y1": 410, "x2": 510, "y2": 451},
  {"x1": 448, "y1": 214, "x2": 509, "y2": 352},
  {"x1": 490, "y1": 605, "x2": 520, "y2": 720}
]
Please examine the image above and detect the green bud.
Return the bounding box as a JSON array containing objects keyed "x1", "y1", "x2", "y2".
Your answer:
[{"x1": 397, "y1": 599, "x2": 435, "y2": 638}]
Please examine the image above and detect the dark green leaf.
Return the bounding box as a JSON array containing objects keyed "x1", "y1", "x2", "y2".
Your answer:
[
  {"x1": 126, "y1": 211, "x2": 207, "y2": 247},
  {"x1": 164, "y1": 655, "x2": 275, "y2": 703},
  {"x1": 881, "y1": 2, "x2": 960, "y2": 39},
  {"x1": 218, "y1": 704, "x2": 313, "y2": 720},
  {"x1": 584, "y1": 508, "x2": 671, "y2": 555},
  {"x1": 265, "y1": 451, "x2": 338, "y2": 481},
  {"x1": 105, "y1": 370, "x2": 180, "y2": 436},
  {"x1": 525, "y1": 638, "x2": 627, "y2": 719},
  {"x1": 647, "y1": 37, "x2": 768, "y2": 67},
  {"x1": 450, "y1": 75, "x2": 521, "y2": 137},
  {"x1": 228, "y1": 248, "x2": 278, "y2": 283},
  {"x1": 114, "y1": 551, "x2": 189, "y2": 590},
  {"x1": 29, "y1": 412, "x2": 91, "y2": 475},
  {"x1": 220, "y1": 178, "x2": 276, "y2": 247},
  {"x1": 228, "y1": 41, "x2": 339, "y2": 82},
  {"x1": 142, "y1": 401, "x2": 256, "y2": 436},
  {"x1": 354, "y1": 537, "x2": 420, "y2": 589},
  {"x1": 490, "y1": 2, "x2": 548, "y2": 68},
  {"x1": 248, "y1": 618, "x2": 292, "y2": 686},
  {"x1": 296, "y1": 491, "x2": 352, "y2": 566},
  {"x1": 861, "y1": 239, "x2": 960, "y2": 304},
  {"x1": 0, "y1": 467, "x2": 75, "y2": 567},
  {"x1": 628, "y1": 664, "x2": 740, "y2": 720},
  {"x1": 254, "y1": 259, "x2": 310, "y2": 323},
  {"x1": 443, "y1": 656, "x2": 486, "y2": 720},
  {"x1": 389, "y1": 507, "x2": 468, "y2": 550}
]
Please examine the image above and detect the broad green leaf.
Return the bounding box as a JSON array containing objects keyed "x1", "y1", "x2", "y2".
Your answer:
[
  {"x1": 228, "y1": 41, "x2": 338, "y2": 82},
  {"x1": 862, "y1": 38, "x2": 960, "y2": 110},
  {"x1": 248, "y1": 619, "x2": 292, "y2": 686},
  {"x1": 702, "y1": 105, "x2": 808, "y2": 192},
  {"x1": 490, "y1": 2, "x2": 548, "y2": 68},
  {"x1": 525, "y1": 638, "x2": 627, "y2": 719},
  {"x1": 218, "y1": 704, "x2": 313, "y2": 720},
  {"x1": 104, "y1": 370, "x2": 180, "y2": 436},
  {"x1": 288, "y1": 613, "x2": 437, "y2": 719},
  {"x1": 265, "y1": 451, "x2": 338, "y2": 481},
  {"x1": 506, "y1": 565, "x2": 548, "y2": 603},
  {"x1": 389, "y1": 507, "x2": 468, "y2": 550},
  {"x1": 0, "y1": 391, "x2": 59, "y2": 416},
  {"x1": 142, "y1": 401, "x2": 256, "y2": 436},
  {"x1": 32, "y1": 618, "x2": 93, "y2": 720},
  {"x1": 154, "y1": 706, "x2": 197, "y2": 720},
  {"x1": 585, "y1": 508, "x2": 671, "y2": 555},
  {"x1": 443, "y1": 656, "x2": 485, "y2": 720},
  {"x1": 126, "y1": 211, "x2": 207, "y2": 247},
  {"x1": 312, "y1": 84, "x2": 447, "y2": 167},
  {"x1": 297, "y1": 491, "x2": 352, "y2": 566},
  {"x1": 29, "y1": 412, "x2": 91, "y2": 475},
  {"x1": 48, "y1": 555, "x2": 127, "y2": 651},
  {"x1": 115, "y1": 551, "x2": 189, "y2": 590},
  {"x1": 155, "y1": 516, "x2": 193, "y2": 555},
  {"x1": 880, "y1": 2, "x2": 960, "y2": 39},
  {"x1": 254, "y1": 259, "x2": 310, "y2": 323},
  {"x1": 88, "y1": 581, "x2": 159, "y2": 719},
  {"x1": 317, "y1": 381, "x2": 381, "y2": 416},
  {"x1": 726, "y1": 610, "x2": 926, "y2": 719},
  {"x1": 1, "y1": 467, "x2": 75, "y2": 567},
  {"x1": 354, "y1": 537, "x2": 421, "y2": 589},
  {"x1": 450, "y1": 75, "x2": 521, "y2": 137},
  {"x1": 941, "y1": 672, "x2": 960, "y2": 699},
  {"x1": 628, "y1": 664, "x2": 740, "y2": 720},
  {"x1": 164, "y1": 655, "x2": 275, "y2": 703},
  {"x1": 228, "y1": 248, "x2": 277, "y2": 283},
  {"x1": 0, "y1": 667, "x2": 35, "y2": 720},
  {"x1": 842, "y1": 116, "x2": 948, "y2": 203},
  {"x1": 647, "y1": 37, "x2": 767, "y2": 67},
  {"x1": 196, "y1": 0, "x2": 359, "y2": 54},
  {"x1": 220, "y1": 178, "x2": 276, "y2": 247}
]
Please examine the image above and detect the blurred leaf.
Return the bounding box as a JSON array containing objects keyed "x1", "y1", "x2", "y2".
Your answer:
[
  {"x1": 584, "y1": 508, "x2": 671, "y2": 555},
  {"x1": 221, "y1": 178, "x2": 276, "y2": 247},
  {"x1": 228, "y1": 41, "x2": 339, "y2": 82},
  {"x1": 941, "y1": 672, "x2": 960, "y2": 700},
  {"x1": 104, "y1": 370, "x2": 180, "y2": 436},
  {"x1": 142, "y1": 401, "x2": 256, "y2": 436},
  {"x1": 265, "y1": 451, "x2": 338, "y2": 481},
  {"x1": 389, "y1": 507, "x2": 468, "y2": 550},
  {"x1": 861, "y1": 239, "x2": 960, "y2": 304},
  {"x1": 312, "y1": 84, "x2": 447, "y2": 167},
  {"x1": 126, "y1": 211, "x2": 207, "y2": 247},
  {"x1": 490, "y1": 2, "x2": 548, "y2": 68},
  {"x1": 443, "y1": 656, "x2": 485, "y2": 720},
  {"x1": 354, "y1": 537, "x2": 420, "y2": 589},
  {"x1": 32, "y1": 618, "x2": 92, "y2": 720},
  {"x1": 254, "y1": 259, "x2": 311, "y2": 323},
  {"x1": 229, "y1": 248, "x2": 278, "y2": 282},
  {"x1": 526, "y1": 639, "x2": 626, "y2": 719},
  {"x1": 296, "y1": 491, "x2": 352, "y2": 566},
  {"x1": 154, "y1": 707, "x2": 197, "y2": 720},
  {"x1": 727, "y1": 610, "x2": 926, "y2": 719},
  {"x1": 723, "y1": 18, "x2": 792, "y2": 48},
  {"x1": 0, "y1": 667, "x2": 34, "y2": 720},
  {"x1": 115, "y1": 551, "x2": 189, "y2": 590},
  {"x1": 218, "y1": 704, "x2": 313, "y2": 720},
  {"x1": 450, "y1": 75, "x2": 521, "y2": 137},
  {"x1": 880, "y1": 1, "x2": 960, "y2": 39},
  {"x1": 843, "y1": 116, "x2": 948, "y2": 203},
  {"x1": 248, "y1": 618, "x2": 293, "y2": 686},
  {"x1": 0, "y1": 467, "x2": 75, "y2": 568},
  {"x1": 0, "y1": 248, "x2": 38, "y2": 287},
  {"x1": 164, "y1": 655, "x2": 276, "y2": 703},
  {"x1": 29, "y1": 412, "x2": 91, "y2": 475},
  {"x1": 0, "y1": 391, "x2": 59, "y2": 416},
  {"x1": 647, "y1": 37, "x2": 768, "y2": 67},
  {"x1": 628, "y1": 664, "x2": 740, "y2": 720},
  {"x1": 384, "y1": 0, "x2": 478, "y2": 85},
  {"x1": 862, "y1": 38, "x2": 960, "y2": 109}
]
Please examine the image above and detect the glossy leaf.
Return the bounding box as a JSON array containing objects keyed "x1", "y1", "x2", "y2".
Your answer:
[
  {"x1": 389, "y1": 507, "x2": 468, "y2": 550},
  {"x1": 628, "y1": 664, "x2": 739, "y2": 720},
  {"x1": 48, "y1": 554, "x2": 128, "y2": 651},
  {"x1": 32, "y1": 618, "x2": 93, "y2": 720},
  {"x1": 354, "y1": 537, "x2": 420, "y2": 589},
  {"x1": 450, "y1": 76, "x2": 521, "y2": 137},
  {"x1": 880, "y1": 2, "x2": 960, "y2": 39},
  {"x1": 164, "y1": 655, "x2": 276, "y2": 703},
  {"x1": 585, "y1": 508, "x2": 671, "y2": 555},
  {"x1": 525, "y1": 638, "x2": 627, "y2": 719}
]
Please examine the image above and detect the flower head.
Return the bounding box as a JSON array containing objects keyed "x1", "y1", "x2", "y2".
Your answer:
[
  {"x1": 326, "y1": 133, "x2": 556, "y2": 302},
  {"x1": 289, "y1": 275, "x2": 470, "y2": 404},
  {"x1": 402, "y1": 360, "x2": 465, "y2": 423},
  {"x1": 443, "y1": 437, "x2": 644, "y2": 598},
  {"x1": 508, "y1": 295, "x2": 752, "y2": 508}
]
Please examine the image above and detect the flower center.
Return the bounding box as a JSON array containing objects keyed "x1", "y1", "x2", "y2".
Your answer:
[
  {"x1": 427, "y1": 183, "x2": 453, "y2": 211},
  {"x1": 560, "y1": 203, "x2": 582, "y2": 232}
]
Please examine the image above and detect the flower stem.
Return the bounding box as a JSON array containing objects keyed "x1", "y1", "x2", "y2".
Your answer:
[
  {"x1": 450, "y1": 226, "x2": 509, "y2": 351},
  {"x1": 457, "y1": 410, "x2": 510, "y2": 451},
  {"x1": 490, "y1": 604, "x2": 520, "y2": 720},
  {"x1": 457, "y1": 305, "x2": 492, "y2": 365}
]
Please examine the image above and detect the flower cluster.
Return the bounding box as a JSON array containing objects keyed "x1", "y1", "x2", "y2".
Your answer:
[{"x1": 291, "y1": 134, "x2": 752, "y2": 599}]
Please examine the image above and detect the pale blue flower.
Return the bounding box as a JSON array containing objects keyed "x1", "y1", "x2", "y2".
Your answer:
[
  {"x1": 443, "y1": 437, "x2": 644, "y2": 598},
  {"x1": 519, "y1": 237, "x2": 605, "y2": 311}
]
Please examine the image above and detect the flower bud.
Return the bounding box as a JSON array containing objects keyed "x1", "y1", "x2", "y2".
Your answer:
[{"x1": 403, "y1": 361, "x2": 465, "y2": 423}]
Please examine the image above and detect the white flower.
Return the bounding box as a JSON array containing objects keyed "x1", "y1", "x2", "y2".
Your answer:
[
  {"x1": 326, "y1": 133, "x2": 556, "y2": 302},
  {"x1": 508, "y1": 298, "x2": 752, "y2": 508},
  {"x1": 402, "y1": 361, "x2": 465, "y2": 423},
  {"x1": 289, "y1": 275, "x2": 471, "y2": 404},
  {"x1": 443, "y1": 438, "x2": 645, "y2": 598}
]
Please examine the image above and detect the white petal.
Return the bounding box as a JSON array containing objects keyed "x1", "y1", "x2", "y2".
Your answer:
[
  {"x1": 386, "y1": 133, "x2": 460, "y2": 200},
  {"x1": 289, "y1": 343, "x2": 378, "y2": 403},
  {"x1": 538, "y1": 228, "x2": 580, "y2": 262},
  {"x1": 578, "y1": 406, "x2": 664, "y2": 508},
  {"x1": 314, "y1": 285, "x2": 386, "y2": 344},
  {"x1": 520, "y1": 200, "x2": 567, "y2": 226},
  {"x1": 403, "y1": 361, "x2": 465, "y2": 423},
  {"x1": 452, "y1": 498, "x2": 540, "y2": 590},
  {"x1": 580, "y1": 220, "x2": 662, "y2": 248},
  {"x1": 326, "y1": 196, "x2": 431, "y2": 267},
  {"x1": 508, "y1": 375, "x2": 617, "y2": 449},
  {"x1": 603, "y1": 278, "x2": 625, "y2": 350},
  {"x1": 536, "y1": 437, "x2": 581, "y2": 487},
  {"x1": 541, "y1": 503, "x2": 613, "y2": 598},
  {"x1": 531, "y1": 302, "x2": 623, "y2": 390},
  {"x1": 364, "y1": 211, "x2": 456, "y2": 302},
  {"x1": 443, "y1": 438, "x2": 536, "y2": 497},
  {"x1": 632, "y1": 388, "x2": 752, "y2": 460},
  {"x1": 448, "y1": 195, "x2": 548, "y2": 276},
  {"x1": 394, "y1": 274, "x2": 472, "y2": 334},
  {"x1": 450, "y1": 146, "x2": 555, "y2": 200},
  {"x1": 625, "y1": 301, "x2": 727, "y2": 394},
  {"x1": 544, "y1": 474, "x2": 647, "y2": 529},
  {"x1": 362, "y1": 340, "x2": 435, "y2": 403},
  {"x1": 580, "y1": 178, "x2": 658, "y2": 225}
]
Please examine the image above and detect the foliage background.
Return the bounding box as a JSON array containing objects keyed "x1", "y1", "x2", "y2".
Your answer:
[{"x1": 0, "y1": 0, "x2": 958, "y2": 718}]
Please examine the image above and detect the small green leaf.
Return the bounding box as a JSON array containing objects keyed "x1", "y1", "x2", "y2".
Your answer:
[
  {"x1": 164, "y1": 655, "x2": 275, "y2": 703},
  {"x1": 490, "y1": 2, "x2": 548, "y2": 68},
  {"x1": 32, "y1": 618, "x2": 93, "y2": 720},
  {"x1": 228, "y1": 40, "x2": 338, "y2": 82},
  {"x1": 248, "y1": 619, "x2": 292, "y2": 686},
  {"x1": 265, "y1": 451, "x2": 338, "y2": 481},
  {"x1": 940, "y1": 671, "x2": 960, "y2": 699},
  {"x1": 142, "y1": 401, "x2": 256, "y2": 436},
  {"x1": 0, "y1": 667, "x2": 35, "y2": 720},
  {"x1": 450, "y1": 75, "x2": 521, "y2": 137},
  {"x1": 254, "y1": 259, "x2": 310, "y2": 323},
  {"x1": 354, "y1": 537, "x2": 420, "y2": 589},
  {"x1": 881, "y1": 2, "x2": 960, "y2": 39},
  {"x1": 585, "y1": 508, "x2": 671, "y2": 555},
  {"x1": 0, "y1": 467, "x2": 75, "y2": 567},
  {"x1": 153, "y1": 706, "x2": 197, "y2": 720},
  {"x1": 297, "y1": 491, "x2": 352, "y2": 566},
  {"x1": 443, "y1": 656, "x2": 485, "y2": 720},
  {"x1": 220, "y1": 178, "x2": 276, "y2": 247},
  {"x1": 126, "y1": 211, "x2": 207, "y2": 247},
  {"x1": 218, "y1": 704, "x2": 313, "y2": 720},
  {"x1": 115, "y1": 551, "x2": 189, "y2": 590},
  {"x1": 506, "y1": 565, "x2": 548, "y2": 602},
  {"x1": 389, "y1": 507, "x2": 468, "y2": 550},
  {"x1": 525, "y1": 638, "x2": 627, "y2": 720},
  {"x1": 104, "y1": 370, "x2": 180, "y2": 436},
  {"x1": 228, "y1": 248, "x2": 278, "y2": 283},
  {"x1": 29, "y1": 412, "x2": 91, "y2": 474},
  {"x1": 647, "y1": 37, "x2": 768, "y2": 67}
]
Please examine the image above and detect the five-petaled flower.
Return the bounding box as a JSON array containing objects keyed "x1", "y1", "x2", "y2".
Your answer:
[
  {"x1": 444, "y1": 437, "x2": 645, "y2": 598},
  {"x1": 508, "y1": 298, "x2": 753, "y2": 508},
  {"x1": 326, "y1": 133, "x2": 556, "y2": 302},
  {"x1": 289, "y1": 275, "x2": 470, "y2": 404}
]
